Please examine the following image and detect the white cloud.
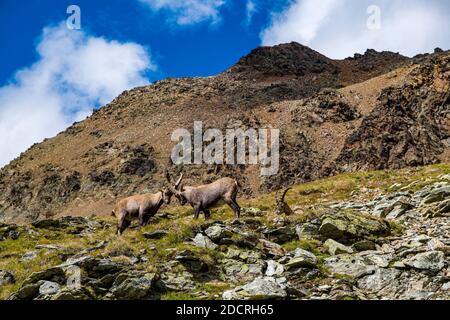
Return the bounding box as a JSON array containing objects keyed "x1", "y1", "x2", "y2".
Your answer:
[
  {"x1": 245, "y1": 0, "x2": 257, "y2": 25},
  {"x1": 261, "y1": 0, "x2": 450, "y2": 58},
  {"x1": 139, "y1": 0, "x2": 226, "y2": 25},
  {"x1": 0, "y1": 22, "x2": 154, "y2": 168}
]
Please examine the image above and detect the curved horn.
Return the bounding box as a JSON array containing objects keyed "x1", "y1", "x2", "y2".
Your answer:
[
  {"x1": 174, "y1": 173, "x2": 183, "y2": 189},
  {"x1": 280, "y1": 187, "x2": 291, "y2": 202},
  {"x1": 279, "y1": 187, "x2": 292, "y2": 202}
]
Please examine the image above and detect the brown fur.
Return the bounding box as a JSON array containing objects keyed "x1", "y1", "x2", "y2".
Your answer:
[
  {"x1": 167, "y1": 173, "x2": 241, "y2": 220},
  {"x1": 112, "y1": 188, "x2": 172, "y2": 235},
  {"x1": 274, "y1": 187, "x2": 293, "y2": 215}
]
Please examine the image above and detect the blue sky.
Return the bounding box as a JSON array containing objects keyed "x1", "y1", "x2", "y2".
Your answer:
[
  {"x1": 0, "y1": 0, "x2": 288, "y2": 87},
  {"x1": 0, "y1": 0, "x2": 449, "y2": 167}
]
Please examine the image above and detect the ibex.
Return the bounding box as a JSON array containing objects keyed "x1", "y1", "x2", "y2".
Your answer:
[
  {"x1": 111, "y1": 180, "x2": 181, "y2": 235},
  {"x1": 274, "y1": 187, "x2": 294, "y2": 215},
  {"x1": 166, "y1": 172, "x2": 241, "y2": 220}
]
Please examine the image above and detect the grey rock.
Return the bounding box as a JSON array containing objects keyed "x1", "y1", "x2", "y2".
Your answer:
[
  {"x1": 0, "y1": 270, "x2": 15, "y2": 286},
  {"x1": 437, "y1": 199, "x2": 450, "y2": 214},
  {"x1": 353, "y1": 240, "x2": 377, "y2": 252},
  {"x1": 7, "y1": 230, "x2": 19, "y2": 240},
  {"x1": 14, "y1": 282, "x2": 41, "y2": 300},
  {"x1": 373, "y1": 196, "x2": 413, "y2": 219},
  {"x1": 35, "y1": 244, "x2": 61, "y2": 251},
  {"x1": 39, "y1": 281, "x2": 60, "y2": 296},
  {"x1": 285, "y1": 248, "x2": 317, "y2": 269},
  {"x1": 258, "y1": 239, "x2": 285, "y2": 258},
  {"x1": 175, "y1": 250, "x2": 209, "y2": 273},
  {"x1": 22, "y1": 267, "x2": 66, "y2": 286},
  {"x1": 295, "y1": 223, "x2": 319, "y2": 239},
  {"x1": 263, "y1": 227, "x2": 296, "y2": 244},
  {"x1": 361, "y1": 252, "x2": 394, "y2": 268},
  {"x1": 20, "y1": 251, "x2": 38, "y2": 262},
  {"x1": 192, "y1": 233, "x2": 218, "y2": 249},
  {"x1": 223, "y1": 230, "x2": 259, "y2": 248},
  {"x1": 404, "y1": 251, "x2": 445, "y2": 272},
  {"x1": 205, "y1": 225, "x2": 231, "y2": 242},
  {"x1": 222, "y1": 259, "x2": 265, "y2": 282},
  {"x1": 91, "y1": 259, "x2": 125, "y2": 277},
  {"x1": 441, "y1": 282, "x2": 450, "y2": 291},
  {"x1": 427, "y1": 238, "x2": 446, "y2": 251},
  {"x1": 324, "y1": 239, "x2": 354, "y2": 255},
  {"x1": 421, "y1": 186, "x2": 450, "y2": 205},
  {"x1": 110, "y1": 272, "x2": 158, "y2": 300},
  {"x1": 223, "y1": 277, "x2": 287, "y2": 300},
  {"x1": 159, "y1": 271, "x2": 195, "y2": 292},
  {"x1": 357, "y1": 268, "x2": 400, "y2": 293},
  {"x1": 319, "y1": 211, "x2": 390, "y2": 242},
  {"x1": 265, "y1": 260, "x2": 284, "y2": 276},
  {"x1": 143, "y1": 230, "x2": 168, "y2": 239},
  {"x1": 225, "y1": 248, "x2": 263, "y2": 262},
  {"x1": 324, "y1": 254, "x2": 377, "y2": 278},
  {"x1": 52, "y1": 287, "x2": 93, "y2": 300}
]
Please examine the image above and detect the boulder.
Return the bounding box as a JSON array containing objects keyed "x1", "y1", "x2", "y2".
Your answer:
[
  {"x1": 265, "y1": 260, "x2": 284, "y2": 277},
  {"x1": 224, "y1": 231, "x2": 259, "y2": 248},
  {"x1": 192, "y1": 233, "x2": 218, "y2": 250},
  {"x1": 285, "y1": 248, "x2": 317, "y2": 269},
  {"x1": 263, "y1": 227, "x2": 296, "y2": 244},
  {"x1": 52, "y1": 287, "x2": 93, "y2": 300},
  {"x1": 353, "y1": 240, "x2": 377, "y2": 252},
  {"x1": 324, "y1": 254, "x2": 377, "y2": 278},
  {"x1": 175, "y1": 250, "x2": 209, "y2": 273},
  {"x1": 436, "y1": 199, "x2": 450, "y2": 215},
  {"x1": 13, "y1": 282, "x2": 42, "y2": 300},
  {"x1": 204, "y1": 225, "x2": 232, "y2": 242},
  {"x1": 295, "y1": 223, "x2": 319, "y2": 239},
  {"x1": 22, "y1": 267, "x2": 66, "y2": 286},
  {"x1": 372, "y1": 196, "x2": 413, "y2": 219},
  {"x1": 403, "y1": 251, "x2": 445, "y2": 272},
  {"x1": 324, "y1": 239, "x2": 354, "y2": 255},
  {"x1": 357, "y1": 268, "x2": 400, "y2": 293},
  {"x1": 222, "y1": 277, "x2": 287, "y2": 300},
  {"x1": 0, "y1": 270, "x2": 15, "y2": 286},
  {"x1": 319, "y1": 211, "x2": 390, "y2": 242},
  {"x1": 39, "y1": 281, "x2": 60, "y2": 296},
  {"x1": 159, "y1": 271, "x2": 196, "y2": 292},
  {"x1": 222, "y1": 259, "x2": 266, "y2": 282},
  {"x1": 110, "y1": 272, "x2": 159, "y2": 300},
  {"x1": 421, "y1": 186, "x2": 450, "y2": 205},
  {"x1": 143, "y1": 230, "x2": 168, "y2": 240},
  {"x1": 257, "y1": 239, "x2": 286, "y2": 258}
]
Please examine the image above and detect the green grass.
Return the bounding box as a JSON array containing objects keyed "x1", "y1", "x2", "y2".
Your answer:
[{"x1": 0, "y1": 163, "x2": 448, "y2": 299}]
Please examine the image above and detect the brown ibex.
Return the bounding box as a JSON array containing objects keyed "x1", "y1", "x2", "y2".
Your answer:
[
  {"x1": 166, "y1": 172, "x2": 241, "y2": 220},
  {"x1": 111, "y1": 181, "x2": 181, "y2": 235},
  {"x1": 274, "y1": 187, "x2": 294, "y2": 215}
]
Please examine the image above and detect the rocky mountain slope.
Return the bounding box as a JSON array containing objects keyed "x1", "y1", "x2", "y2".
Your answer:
[
  {"x1": 0, "y1": 43, "x2": 449, "y2": 223},
  {"x1": 0, "y1": 165, "x2": 449, "y2": 300}
]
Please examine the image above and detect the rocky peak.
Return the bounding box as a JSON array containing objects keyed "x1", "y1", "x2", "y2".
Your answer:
[{"x1": 228, "y1": 42, "x2": 338, "y2": 79}]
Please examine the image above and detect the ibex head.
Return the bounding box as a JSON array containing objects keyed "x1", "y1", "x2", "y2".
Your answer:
[
  {"x1": 165, "y1": 171, "x2": 186, "y2": 205},
  {"x1": 275, "y1": 187, "x2": 293, "y2": 215},
  {"x1": 160, "y1": 187, "x2": 174, "y2": 204}
]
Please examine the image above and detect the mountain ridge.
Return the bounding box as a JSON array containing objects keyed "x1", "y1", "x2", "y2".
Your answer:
[{"x1": 0, "y1": 42, "x2": 449, "y2": 223}]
